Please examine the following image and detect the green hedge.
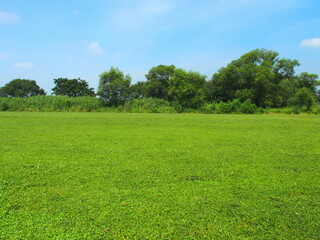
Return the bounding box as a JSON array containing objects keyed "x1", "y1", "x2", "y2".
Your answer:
[{"x1": 1, "y1": 96, "x2": 319, "y2": 114}]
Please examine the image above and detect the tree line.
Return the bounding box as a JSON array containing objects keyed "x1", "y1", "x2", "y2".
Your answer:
[{"x1": 1, "y1": 49, "x2": 319, "y2": 111}]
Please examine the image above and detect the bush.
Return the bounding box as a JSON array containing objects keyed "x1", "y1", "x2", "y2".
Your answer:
[
  {"x1": 291, "y1": 87, "x2": 316, "y2": 112},
  {"x1": 216, "y1": 102, "x2": 233, "y2": 113},
  {"x1": 200, "y1": 103, "x2": 216, "y2": 114},
  {"x1": 215, "y1": 99, "x2": 257, "y2": 114},
  {"x1": 292, "y1": 106, "x2": 301, "y2": 114},
  {"x1": 239, "y1": 100, "x2": 258, "y2": 114},
  {"x1": 170, "y1": 101, "x2": 183, "y2": 113},
  {"x1": 124, "y1": 98, "x2": 176, "y2": 113},
  {"x1": 216, "y1": 99, "x2": 241, "y2": 113},
  {"x1": 1, "y1": 102, "x2": 9, "y2": 111}
]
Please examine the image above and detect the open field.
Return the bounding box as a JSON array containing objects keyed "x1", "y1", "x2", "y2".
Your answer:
[{"x1": 0, "y1": 112, "x2": 319, "y2": 239}]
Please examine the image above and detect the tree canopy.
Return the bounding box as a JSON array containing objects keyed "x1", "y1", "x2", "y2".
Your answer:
[
  {"x1": 144, "y1": 65, "x2": 176, "y2": 100},
  {"x1": 1, "y1": 49, "x2": 319, "y2": 111},
  {"x1": 0, "y1": 79, "x2": 45, "y2": 97},
  {"x1": 168, "y1": 69, "x2": 206, "y2": 109},
  {"x1": 208, "y1": 49, "x2": 307, "y2": 107},
  {"x1": 97, "y1": 67, "x2": 131, "y2": 106},
  {"x1": 52, "y1": 78, "x2": 95, "y2": 97}
]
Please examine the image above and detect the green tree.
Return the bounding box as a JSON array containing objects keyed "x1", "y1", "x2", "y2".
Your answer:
[
  {"x1": 0, "y1": 79, "x2": 45, "y2": 97},
  {"x1": 292, "y1": 87, "x2": 316, "y2": 111},
  {"x1": 145, "y1": 65, "x2": 176, "y2": 100},
  {"x1": 209, "y1": 49, "x2": 301, "y2": 107},
  {"x1": 316, "y1": 88, "x2": 320, "y2": 104},
  {"x1": 97, "y1": 67, "x2": 131, "y2": 106},
  {"x1": 277, "y1": 78, "x2": 299, "y2": 107},
  {"x1": 235, "y1": 89, "x2": 255, "y2": 102},
  {"x1": 297, "y1": 72, "x2": 319, "y2": 93},
  {"x1": 129, "y1": 81, "x2": 146, "y2": 99},
  {"x1": 168, "y1": 69, "x2": 206, "y2": 109},
  {"x1": 52, "y1": 78, "x2": 95, "y2": 97}
]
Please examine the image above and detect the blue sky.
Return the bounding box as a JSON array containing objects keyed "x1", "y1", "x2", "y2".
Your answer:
[{"x1": 1, "y1": 0, "x2": 320, "y2": 93}]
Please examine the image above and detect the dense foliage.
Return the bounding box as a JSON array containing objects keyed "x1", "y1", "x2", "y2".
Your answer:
[
  {"x1": 52, "y1": 78, "x2": 95, "y2": 97},
  {"x1": 208, "y1": 49, "x2": 319, "y2": 108},
  {"x1": 130, "y1": 49, "x2": 319, "y2": 110},
  {"x1": 0, "y1": 95, "x2": 102, "y2": 112},
  {"x1": 1, "y1": 49, "x2": 319, "y2": 112},
  {"x1": 97, "y1": 67, "x2": 132, "y2": 106},
  {"x1": 144, "y1": 64, "x2": 176, "y2": 100},
  {"x1": 0, "y1": 79, "x2": 45, "y2": 97}
]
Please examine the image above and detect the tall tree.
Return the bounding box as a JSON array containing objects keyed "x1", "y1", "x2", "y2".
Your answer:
[
  {"x1": 0, "y1": 79, "x2": 45, "y2": 97},
  {"x1": 297, "y1": 72, "x2": 319, "y2": 93},
  {"x1": 129, "y1": 81, "x2": 146, "y2": 100},
  {"x1": 168, "y1": 69, "x2": 206, "y2": 109},
  {"x1": 209, "y1": 49, "x2": 302, "y2": 107},
  {"x1": 52, "y1": 78, "x2": 95, "y2": 97},
  {"x1": 292, "y1": 87, "x2": 316, "y2": 111},
  {"x1": 145, "y1": 65, "x2": 176, "y2": 100},
  {"x1": 316, "y1": 88, "x2": 320, "y2": 104},
  {"x1": 97, "y1": 67, "x2": 131, "y2": 106}
]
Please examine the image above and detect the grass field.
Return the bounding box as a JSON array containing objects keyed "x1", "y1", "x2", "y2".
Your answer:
[{"x1": 0, "y1": 112, "x2": 319, "y2": 239}]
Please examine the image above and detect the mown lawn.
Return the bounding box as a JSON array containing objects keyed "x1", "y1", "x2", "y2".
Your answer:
[{"x1": 0, "y1": 112, "x2": 319, "y2": 239}]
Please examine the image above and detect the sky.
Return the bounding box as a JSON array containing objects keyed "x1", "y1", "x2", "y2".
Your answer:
[{"x1": 1, "y1": 0, "x2": 320, "y2": 93}]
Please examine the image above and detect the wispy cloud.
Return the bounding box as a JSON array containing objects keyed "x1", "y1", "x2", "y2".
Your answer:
[
  {"x1": 0, "y1": 11, "x2": 20, "y2": 24},
  {"x1": 173, "y1": 0, "x2": 302, "y2": 30},
  {"x1": 111, "y1": 0, "x2": 174, "y2": 31},
  {"x1": 13, "y1": 62, "x2": 34, "y2": 69},
  {"x1": 0, "y1": 53, "x2": 7, "y2": 59},
  {"x1": 300, "y1": 38, "x2": 320, "y2": 48},
  {"x1": 87, "y1": 41, "x2": 103, "y2": 54}
]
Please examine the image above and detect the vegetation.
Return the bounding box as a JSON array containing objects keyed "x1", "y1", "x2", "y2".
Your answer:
[
  {"x1": 97, "y1": 67, "x2": 132, "y2": 106},
  {"x1": 208, "y1": 50, "x2": 320, "y2": 109},
  {"x1": 2, "y1": 95, "x2": 320, "y2": 114},
  {"x1": 143, "y1": 64, "x2": 176, "y2": 100},
  {"x1": 291, "y1": 87, "x2": 316, "y2": 111},
  {"x1": 123, "y1": 98, "x2": 176, "y2": 113},
  {"x1": 168, "y1": 69, "x2": 206, "y2": 109},
  {"x1": 0, "y1": 95, "x2": 103, "y2": 112},
  {"x1": 1, "y1": 49, "x2": 319, "y2": 113},
  {"x1": 52, "y1": 78, "x2": 95, "y2": 97},
  {"x1": 0, "y1": 112, "x2": 319, "y2": 239},
  {"x1": 0, "y1": 79, "x2": 45, "y2": 97}
]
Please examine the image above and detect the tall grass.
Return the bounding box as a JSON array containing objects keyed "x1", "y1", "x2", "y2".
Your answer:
[
  {"x1": 0, "y1": 96, "x2": 103, "y2": 112},
  {"x1": 123, "y1": 98, "x2": 177, "y2": 113},
  {"x1": 1, "y1": 95, "x2": 319, "y2": 114}
]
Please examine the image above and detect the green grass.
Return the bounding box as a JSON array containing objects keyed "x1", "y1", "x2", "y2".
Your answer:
[{"x1": 0, "y1": 112, "x2": 319, "y2": 239}]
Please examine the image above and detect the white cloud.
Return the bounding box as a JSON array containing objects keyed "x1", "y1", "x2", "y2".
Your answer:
[
  {"x1": 300, "y1": 38, "x2": 320, "y2": 48},
  {"x1": 0, "y1": 53, "x2": 7, "y2": 59},
  {"x1": 13, "y1": 62, "x2": 34, "y2": 69},
  {"x1": 87, "y1": 41, "x2": 103, "y2": 54},
  {"x1": 0, "y1": 11, "x2": 20, "y2": 24}
]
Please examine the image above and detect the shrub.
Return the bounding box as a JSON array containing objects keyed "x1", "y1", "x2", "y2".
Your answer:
[
  {"x1": 215, "y1": 99, "x2": 257, "y2": 114},
  {"x1": 239, "y1": 100, "x2": 258, "y2": 114},
  {"x1": 291, "y1": 87, "x2": 316, "y2": 112},
  {"x1": 124, "y1": 98, "x2": 176, "y2": 113},
  {"x1": 170, "y1": 101, "x2": 183, "y2": 113},
  {"x1": 292, "y1": 106, "x2": 301, "y2": 114},
  {"x1": 1, "y1": 102, "x2": 9, "y2": 111},
  {"x1": 216, "y1": 99, "x2": 241, "y2": 113},
  {"x1": 200, "y1": 103, "x2": 216, "y2": 114}
]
